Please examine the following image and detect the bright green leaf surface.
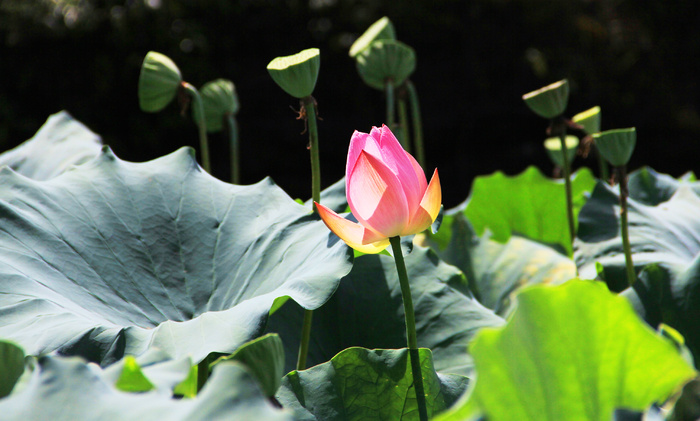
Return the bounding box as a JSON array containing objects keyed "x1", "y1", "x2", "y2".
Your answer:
[
  {"x1": 114, "y1": 356, "x2": 156, "y2": 393},
  {"x1": 433, "y1": 166, "x2": 595, "y2": 256},
  {"x1": 0, "y1": 340, "x2": 25, "y2": 398},
  {"x1": 0, "y1": 147, "x2": 353, "y2": 366},
  {"x1": 277, "y1": 347, "x2": 468, "y2": 420},
  {"x1": 266, "y1": 246, "x2": 504, "y2": 377},
  {"x1": 422, "y1": 213, "x2": 576, "y2": 316},
  {"x1": 103, "y1": 348, "x2": 192, "y2": 394},
  {"x1": 211, "y1": 333, "x2": 285, "y2": 397},
  {"x1": 0, "y1": 111, "x2": 102, "y2": 180},
  {"x1": 439, "y1": 280, "x2": 695, "y2": 421},
  {"x1": 0, "y1": 356, "x2": 292, "y2": 420}
]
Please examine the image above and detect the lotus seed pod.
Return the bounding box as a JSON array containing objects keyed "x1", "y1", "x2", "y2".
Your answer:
[
  {"x1": 572, "y1": 106, "x2": 601, "y2": 135},
  {"x1": 593, "y1": 128, "x2": 636, "y2": 167},
  {"x1": 522, "y1": 79, "x2": 569, "y2": 119},
  {"x1": 138, "y1": 51, "x2": 182, "y2": 113},
  {"x1": 267, "y1": 48, "x2": 320, "y2": 99},
  {"x1": 200, "y1": 79, "x2": 240, "y2": 133},
  {"x1": 356, "y1": 39, "x2": 416, "y2": 91},
  {"x1": 544, "y1": 135, "x2": 579, "y2": 168},
  {"x1": 349, "y1": 16, "x2": 396, "y2": 58}
]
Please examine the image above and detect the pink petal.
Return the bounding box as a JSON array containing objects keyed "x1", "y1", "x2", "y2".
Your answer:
[
  {"x1": 315, "y1": 202, "x2": 390, "y2": 254},
  {"x1": 346, "y1": 129, "x2": 381, "y2": 178},
  {"x1": 402, "y1": 169, "x2": 442, "y2": 236},
  {"x1": 347, "y1": 150, "x2": 409, "y2": 238},
  {"x1": 374, "y1": 125, "x2": 424, "y2": 214}
]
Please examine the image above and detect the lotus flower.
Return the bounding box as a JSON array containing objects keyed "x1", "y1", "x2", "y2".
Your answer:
[{"x1": 315, "y1": 125, "x2": 441, "y2": 254}]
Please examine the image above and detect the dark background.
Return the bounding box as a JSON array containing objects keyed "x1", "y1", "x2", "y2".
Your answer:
[{"x1": 1, "y1": 0, "x2": 698, "y2": 208}]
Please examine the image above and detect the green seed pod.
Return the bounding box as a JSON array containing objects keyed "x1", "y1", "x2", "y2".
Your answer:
[
  {"x1": 356, "y1": 39, "x2": 416, "y2": 91},
  {"x1": 138, "y1": 51, "x2": 182, "y2": 113},
  {"x1": 593, "y1": 127, "x2": 636, "y2": 167},
  {"x1": 544, "y1": 135, "x2": 579, "y2": 168},
  {"x1": 572, "y1": 106, "x2": 601, "y2": 135},
  {"x1": 349, "y1": 16, "x2": 396, "y2": 58},
  {"x1": 522, "y1": 79, "x2": 569, "y2": 119},
  {"x1": 267, "y1": 48, "x2": 320, "y2": 99},
  {"x1": 200, "y1": 79, "x2": 240, "y2": 133}
]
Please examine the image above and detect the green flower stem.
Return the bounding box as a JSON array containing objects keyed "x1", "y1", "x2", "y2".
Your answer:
[
  {"x1": 617, "y1": 165, "x2": 636, "y2": 286},
  {"x1": 389, "y1": 236, "x2": 428, "y2": 421},
  {"x1": 406, "y1": 80, "x2": 426, "y2": 168},
  {"x1": 296, "y1": 95, "x2": 321, "y2": 371},
  {"x1": 397, "y1": 96, "x2": 412, "y2": 154},
  {"x1": 552, "y1": 118, "x2": 576, "y2": 254},
  {"x1": 226, "y1": 114, "x2": 240, "y2": 184},
  {"x1": 385, "y1": 79, "x2": 395, "y2": 130},
  {"x1": 181, "y1": 82, "x2": 211, "y2": 173}
]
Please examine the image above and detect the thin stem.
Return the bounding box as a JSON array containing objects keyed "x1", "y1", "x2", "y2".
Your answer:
[
  {"x1": 552, "y1": 118, "x2": 576, "y2": 255},
  {"x1": 397, "y1": 96, "x2": 412, "y2": 154},
  {"x1": 389, "y1": 236, "x2": 428, "y2": 421},
  {"x1": 227, "y1": 114, "x2": 240, "y2": 184},
  {"x1": 406, "y1": 80, "x2": 426, "y2": 169},
  {"x1": 296, "y1": 309, "x2": 313, "y2": 370},
  {"x1": 181, "y1": 82, "x2": 211, "y2": 173},
  {"x1": 385, "y1": 79, "x2": 395, "y2": 130},
  {"x1": 617, "y1": 165, "x2": 636, "y2": 286}
]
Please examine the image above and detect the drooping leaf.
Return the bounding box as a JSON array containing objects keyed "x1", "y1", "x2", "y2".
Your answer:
[
  {"x1": 421, "y1": 213, "x2": 576, "y2": 316},
  {"x1": 627, "y1": 167, "x2": 700, "y2": 206},
  {"x1": 266, "y1": 246, "x2": 504, "y2": 377},
  {"x1": 0, "y1": 147, "x2": 353, "y2": 366},
  {"x1": 432, "y1": 166, "x2": 595, "y2": 256},
  {"x1": 277, "y1": 347, "x2": 468, "y2": 420},
  {"x1": 438, "y1": 280, "x2": 696, "y2": 421},
  {"x1": 0, "y1": 111, "x2": 102, "y2": 180},
  {"x1": 0, "y1": 356, "x2": 292, "y2": 420},
  {"x1": 0, "y1": 340, "x2": 25, "y2": 398},
  {"x1": 211, "y1": 333, "x2": 285, "y2": 397}
]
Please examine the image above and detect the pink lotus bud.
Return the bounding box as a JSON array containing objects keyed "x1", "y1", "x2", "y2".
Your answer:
[{"x1": 315, "y1": 125, "x2": 441, "y2": 254}]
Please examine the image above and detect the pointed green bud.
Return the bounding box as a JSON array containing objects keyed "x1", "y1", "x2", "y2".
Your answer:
[
  {"x1": 356, "y1": 39, "x2": 416, "y2": 91},
  {"x1": 572, "y1": 106, "x2": 601, "y2": 135},
  {"x1": 267, "y1": 48, "x2": 320, "y2": 99},
  {"x1": 593, "y1": 127, "x2": 636, "y2": 167},
  {"x1": 349, "y1": 16, "x2": 396, "y2": 58},
  {"x1": 200, "y1": 79, "x2": 240, "y2": 133},
  {"x1": 138, "y1": 51, "x2": 182, "y2": 113},
  {"x1": 544, "y1": 135, "x2": 579, "y2": 168},
  {"x1": 522, "y1": 79, "x2": 569, "y2": 119}
]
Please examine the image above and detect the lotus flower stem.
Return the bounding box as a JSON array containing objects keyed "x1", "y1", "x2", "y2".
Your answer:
[
  {"x1": 397, "y1": 96, "x2": 412, "y2": 154},
  {"x1": 181, "y1": 82, "x2": 211, "y2": 173},
  {"x1": 596, "y1": 149, "x2": 610, "y2": 183},
  {"x1": 406, "y1": 80, "x2": 426, "y2": 169},
  {"x1": 226, "y1": 115, "x2": 240, "y2": 184},
  {"x1": 617, "y1": 165, "x2": 636, "y2": 286},
  {"x1": 385, "y1": 79, "x2": 395, "y2": 132},
  {"x1": 389, "y1": 236, "x2": 428, "y2": 421},
  {"x1": 296, "y1": 95, "x2": 321, "y2": 371},
  {"x1": 551, "y1": 119, "x2": 576, "y2": 252}
]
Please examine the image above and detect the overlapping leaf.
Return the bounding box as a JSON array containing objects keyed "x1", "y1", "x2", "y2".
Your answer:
[
  {"x1": 0, "y1": 111, "x2": 102, "y2": 180},
  {"x1": 266, "y1": 246, "x2": 504, "y2": 377},
  {"x1": 0, "y1": 147, "x2": 353, "y2": 365},
  {"x1": 277, "y1": 347, "x2": 468, "y2": 420}
]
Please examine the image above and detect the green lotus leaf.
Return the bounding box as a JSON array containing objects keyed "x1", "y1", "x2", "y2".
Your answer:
[
  {"x1": 432, "y1": 166, "x2": 595, "y2": 256},
  {"x1": 0, "y1": 111, "x2": 102, "y2": 180},
  {"x1": 138, "y1": 51, "x2": 182, "y2": 113},
  {"x1": 522, "y1": 79, "x2": 569, "y2": 119},
  {"x1": 0, "y1": 340, "x2": 25, "y2": 398},
  {"x1": 266, "y1": 246, "x2": 504, "y2": 377},
  {"x1": 593, "y1": 127, "x2": 636, "y2": 167},
  {"x1": 200, "y1": 79, "x2": 240, "y2": 133},
  {"x1": 0, "y1": 146, "x2": 353, "y2": 366},
  {"x1": 544, "y1": 135, "x2": 579, "y2": 168},
  {"x1": 277, "y1": 347, "x2": 468, "y2": 420},
  {"x1": 267, "y1": 48, "x2": 320, "y2": 99},
  {"x1": 102, "y1": 348, "x2": 192, "y2": 394},
  {"x1": 356, "y1": 39, "x2": 416, "y2": 90},
  {"x1": 0, "y1": 356, "x2": 292, "y2": 420},
  {"x1": 349, "y1": 16, "x2": 396, "y2": 58},
  {"x1": 437, "y1": 280, "x2": 696, "y2": 421},
  {"x1": 626, "y1": 166, "x2": 700, "y2": 206}
]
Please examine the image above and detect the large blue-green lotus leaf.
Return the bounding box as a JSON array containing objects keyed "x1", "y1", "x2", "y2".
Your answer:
[
  {"x1": 0, "y1": 147, "x2": 353, "y2": 366},
  {"x1": 574, "y1": 179, "x2": 700, "y2": 291},
  {"x1": 277, "y1": 347, "x2": 468, "y2": 420},
  {"x1": 627, "y1": 167, "x2": 700, "y2": 206},
  {"x1": 420, "y1": 213, "x2": 576, "y2": 316},
  {"x1": 0, "y1": 356, "x2": 292, "y2": 421},
  {"x1": 0, "y1": 111, "x2": 102, "y2": 180},
  {"x1": 431, "y1": 166, "x2": 595, "y2": 256},
  {"x1": 265, "y1": 246, "x2": 504, "y2": 377}
]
